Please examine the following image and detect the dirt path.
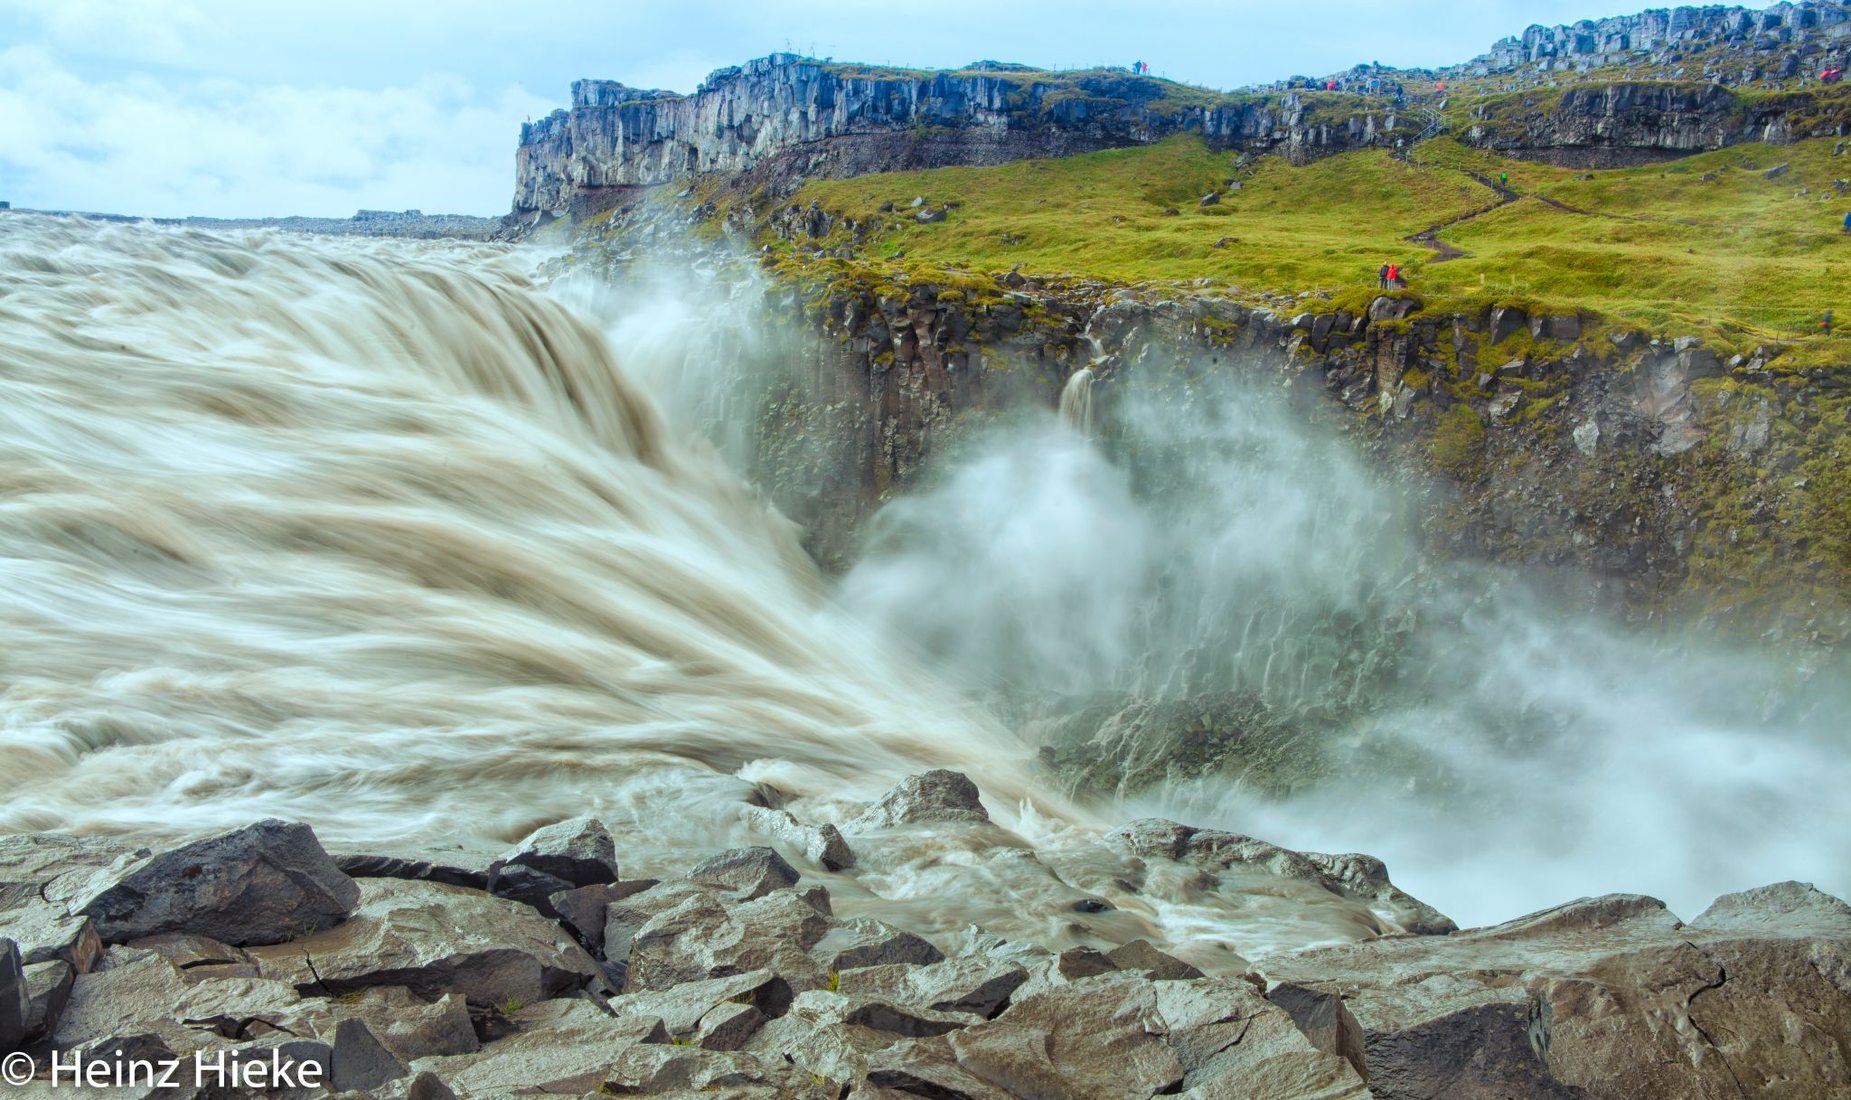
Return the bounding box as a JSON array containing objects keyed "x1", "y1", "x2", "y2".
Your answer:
[{"x1": 1401, "y1": 167, "x2": 1520, "y2": 262}]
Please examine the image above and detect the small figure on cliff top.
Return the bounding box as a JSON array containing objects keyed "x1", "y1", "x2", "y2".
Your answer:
[
  {"x1": 1378, "y1": 262, "x2": 1390, "y2": 289},
  {"x1": 1386, "y1": 262, "x2": 1401, "y2": 288},
  {"x1": 1500, "y1": 171, "x2": 1510, "y2": 189},
  {"x1": 1841, "y1": 210, "x2": 1850, "y2": 233},
  {"x1": 1824, "y1": 309, "x2": 1834, "y2": 337}
]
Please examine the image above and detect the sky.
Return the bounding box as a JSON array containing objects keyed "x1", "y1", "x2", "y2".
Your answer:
[{"x1": 1, "y1": 0, "x2": 1638, "y2": 218}]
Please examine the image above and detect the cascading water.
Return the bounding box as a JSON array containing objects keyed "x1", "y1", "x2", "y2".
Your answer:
[
  {"x1": 0, "y1": 216, "x2": 1417, "y2": 963},
  {"x1": 843, "y1": 351, "x2": 1851, "y2": 928},
  {"x1": 1057, "y1": 366, "x2": 1096, "y2": 438},
  {"x1": 5, "y1": 215, "x2": 1844, "y2": 953},
  {"x1": 0, "y1": 215, "x2": 1034, "y2": 849}
]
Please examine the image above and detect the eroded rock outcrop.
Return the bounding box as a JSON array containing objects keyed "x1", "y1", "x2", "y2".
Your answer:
[{"x1": 515, "y1": 54, "x2": 1412, "y2": 216}]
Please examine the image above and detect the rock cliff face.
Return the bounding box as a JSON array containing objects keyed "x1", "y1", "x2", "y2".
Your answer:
[
  {"x1": 514, "y1": 55, "x2": 1409, "y2": 215},
  {"x1": 722, "y1": 256, "x2": 1843, "y2": 638},
  {"x1": 1458, "y1": 0, "x2": 1851, "y2": 77}
]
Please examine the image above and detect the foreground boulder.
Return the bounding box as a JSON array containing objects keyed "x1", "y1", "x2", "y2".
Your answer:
[
  {"x1": 1262, "y1": 883, "x2": 1851, "y2": 1099},
  {"x1": 76, "y1": 820, "x2": 359, "y2": 947}
]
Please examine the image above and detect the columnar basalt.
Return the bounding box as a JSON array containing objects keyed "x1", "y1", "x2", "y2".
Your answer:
[{"x1": 513, "y1": 55, "x2": 1407, "y2": 216}]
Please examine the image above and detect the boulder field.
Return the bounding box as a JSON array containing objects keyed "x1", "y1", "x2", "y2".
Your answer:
[{"x1": 1, "y1": 772, "x2": 1846, "y2": 1098}]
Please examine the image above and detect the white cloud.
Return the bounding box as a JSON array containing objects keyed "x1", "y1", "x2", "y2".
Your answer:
[
  {"x1": 0, "y1": 0, "x2": 1633, "y2": 217},
  {"x1": 0, "y1": 46, "x2": 550, "y2": 217}
]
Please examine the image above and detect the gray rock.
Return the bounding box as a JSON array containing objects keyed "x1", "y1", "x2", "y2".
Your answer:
[
  {"x1": 741, "y1": 805, "x2": 856, "y2": 871},
  {"x1": 851, "y1": 770, "x2": 990, "y2": 828},
  {"x1": 330, "y1": 1016, "x2": 409, "y2": 1092},
  {"x1": 77, "y1": 820, "x2": 359, "y2": 947},
  {"x1": 410, "y1": 999, "x2": 668, "y2": 1097},
  {"x1": 688, "y1": 846, "x2": 800, "y2": 900},
  {"x1": 404, "y1": 1070, "x2": 459, "y2": 1100},
  {"x1": 54, "y1": 947, "x2": 303, "y2": 1056},
  {"x1": 946, "y1": 979, "x2": 1187, "y2": 1098},
  {"x1": 611, "y1": 969, "x2": 793, "y2": 1037},
  {"x1": 1266, "y1": 982, "x2": 1368, "y2": 1080},
  {"x1": 1056, "y1": 945, "x2": 1119, "y2": 980},
  {"x1": 499, "y1": 816, "x2": 619, "y2": 887},
  {"x1": 865, "y1": 1035, "x2": 1014, "y2": 1100},
  {"x1": 285, "y1": 986, "x2": 478, "y2": 1061},
  {"x1": 245, "y1": 878, "x2": 601, "y2": 1008},
  {"x1": 1690, "y1": 880, "x2": 1851, "y2": 932},
  {"x1": 812, "y1": 918, "x2": 945, "y2": 971},
  {"x1": 1106, "y1": 820, "x2": 1454, "y2": 936},
  {"x1": 695, "y1": 1000, "x2": 768, "y2": 1050},
  {"x1": 1488, "y1": 304, "x2": 1527, "y2": 343},
  {"x1": 1264, "y1": 886, "x2": 1851, "y2": 1099},
  {"x1": 22, "y1": 959, "x2": 74, "y2": 1041},
  {"x1": 487, "y1": 862, "x2": 575, "y2": 915},
  {"x1": 603, "y1": 881, "x2": 711, "y2": 968},
  {"x1": 1107, "y1": 939, "x2": 1203, "y2": 980},
  {"x1": 836, "y1": 955, "x2": 1029, "y2": 1019},
  {"x1": 1199, "y1": 191, "x2": 1221, "y2": 206},
  {"x1": 1, "y1": 938, "x2": 26, "y2": 1051},
  {"x1": 550, "y1": 882, "x2": 619, "y2": 953},
  {"x1": 1, "y1": 834, "x2": 133, "y2": 972},
  {"x1": 126, "y1": 932, "x2": 257, "y2": 978},
  {"x1": 334, "y1": 854, "x2": 490, "y2": 892},
  {"x1": 842, "y1": 998, "x2": 972, "y2": 1038},
  {"x1": 627, "y1": 888, "x2": 832, "y2": 993}
]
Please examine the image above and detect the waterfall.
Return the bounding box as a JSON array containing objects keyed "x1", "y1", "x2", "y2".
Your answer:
[{"x1": 1058, "y1": 366, "x2": 1096, "y2": 437}]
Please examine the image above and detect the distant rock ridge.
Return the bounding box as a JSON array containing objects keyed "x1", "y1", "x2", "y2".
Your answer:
[
  {"x1": 515, "y1": 4, "x2": 1851, "y2": 217},
  {"x1": 513, "y1": 53, "x2": 1407, "y2": 216},
  {"x1": 1456, "y1": 0, "x2": 1851, "y2": 78}
]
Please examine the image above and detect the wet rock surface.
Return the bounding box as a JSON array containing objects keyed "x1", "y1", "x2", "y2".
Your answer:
[{"x1": 0, "y1": 788, "x2": 1846, "y2": 1098}]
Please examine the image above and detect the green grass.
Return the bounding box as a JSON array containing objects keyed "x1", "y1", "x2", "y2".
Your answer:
[{"x1": 772, "y1": 132, "x2": 1851, "y2": 347}]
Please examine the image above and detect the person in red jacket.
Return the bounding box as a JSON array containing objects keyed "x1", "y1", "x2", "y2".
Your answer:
[{"x1": 1386, "y1": 262, "x2": 1400, "y2": 287}]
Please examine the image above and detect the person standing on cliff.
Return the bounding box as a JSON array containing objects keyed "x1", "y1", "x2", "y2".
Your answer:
[
  {"x1": 1386, "y1": 262, "x2": 1401, "y2": 288},
  {"x1": 1378, "y1": 262, "x2": 1390, "y2": 289},
  {"x1": 1825, "y1": 309, "x2": 1835, "y2": 337}
]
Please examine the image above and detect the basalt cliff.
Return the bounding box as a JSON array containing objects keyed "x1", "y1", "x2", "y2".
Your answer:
[{"x1": 515, "y1": 3, "x2": 1851, "y2": 224}]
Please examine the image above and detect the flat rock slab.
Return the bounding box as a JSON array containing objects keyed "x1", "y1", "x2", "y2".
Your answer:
[
  {"x1": 411, "y1": 999, "x2": 668, "y2": 1096},
  {"x1": 1264, "y1": 886, "x2": 1851, "y2": 1099},
  {"x1": 247, "y1": 878, "x2": 601, "y2": 1008}
]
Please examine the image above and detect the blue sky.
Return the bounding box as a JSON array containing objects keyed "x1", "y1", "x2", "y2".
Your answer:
[{"x1": 1, "y1": 0, "x2": 1634, "y2": 217}]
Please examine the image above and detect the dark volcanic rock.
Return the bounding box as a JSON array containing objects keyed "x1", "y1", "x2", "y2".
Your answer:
[
  {"x1": 0, "y1": 938, "x2": 26, "y2": 1051},
  {"x1": 77, "y1": 820, "x2": 359, "y2": 947},
  {"x1": 335, "y1": 853, "x2": 490, "y2": 891}
]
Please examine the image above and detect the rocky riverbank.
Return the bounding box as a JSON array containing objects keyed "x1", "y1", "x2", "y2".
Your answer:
[{"x1": 4, "y1": 770, "x2": 1847, "y2": 1098}]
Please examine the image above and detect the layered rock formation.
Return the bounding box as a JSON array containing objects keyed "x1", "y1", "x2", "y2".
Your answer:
[{"x1": 514, "y1": 55, "x2": 1411, "y2": 216}]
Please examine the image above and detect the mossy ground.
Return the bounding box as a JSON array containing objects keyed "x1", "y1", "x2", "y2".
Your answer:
[{"x1": 777, "y1": 132, "x2": 1851, "y2": 352}]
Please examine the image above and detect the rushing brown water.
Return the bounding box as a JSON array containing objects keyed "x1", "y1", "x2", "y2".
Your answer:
[{"x1": 0, "y1": 216, "x2": 1405, "y2": 961}]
